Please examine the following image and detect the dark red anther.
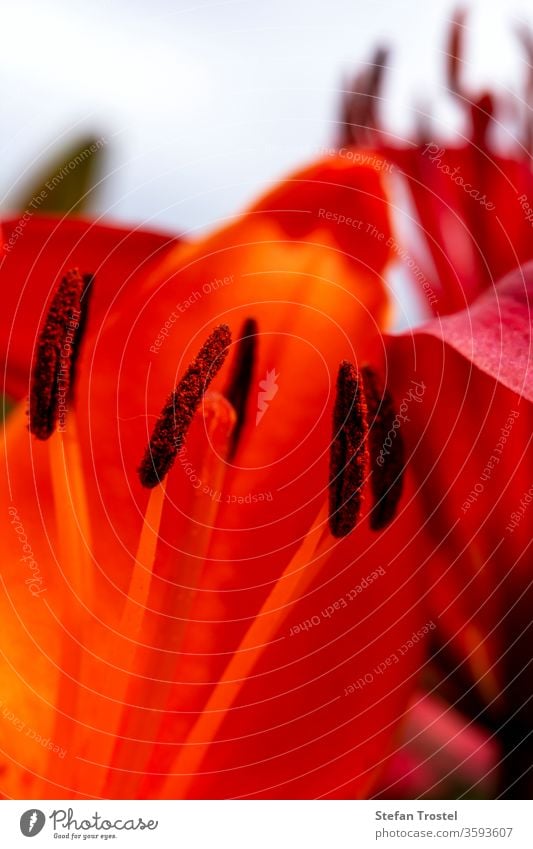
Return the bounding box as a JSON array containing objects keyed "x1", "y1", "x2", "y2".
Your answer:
[
  {"x1": 138, "y1": 324, "x2": 232, "y2": 488},
  {"x1": 68, "y1": 273, "x2": 94, "y2": 403},
  {"x1": 447, "y1": 9, "x2": 467, "y2": 97},
  {"x1": 224, "y1": 317, "x2": 257, "y2": 460},
  {"x1": 338, "y1": 45, "x2": 389, "y2": 147},
  {"x1": 362, "y1": 366, "x2": 405, "y2": 530},
  {"x1": 329, "y1": 361, "x2": 369, "y2": 538},
  {"x1": 471, "y1": 92, "x2": 494, "y2": 149},
  {"x1": 29, "y1": 269, "x2": 86, "y2": 440}
]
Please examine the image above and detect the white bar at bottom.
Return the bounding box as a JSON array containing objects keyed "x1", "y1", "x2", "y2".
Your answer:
[{"x1": 0, "y1": 799, "x2": 529, "y2": 848}]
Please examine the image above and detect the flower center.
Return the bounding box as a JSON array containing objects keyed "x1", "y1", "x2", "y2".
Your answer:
[
  {"x1": 25, "y1": 291, "x2": 408, "y2": 794},
  {"x1": 29, "y1": 285, "x2": 406, "y2": 538}
]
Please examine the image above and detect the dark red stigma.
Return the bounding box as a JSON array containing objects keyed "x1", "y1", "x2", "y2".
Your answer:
[
  {"x1": 362, "y1": 366, "x2": 405, "y2": 530},
  {"x1": 29, "y1": 269, "x2": 89, "y2": 440},
  {"x1": 138, "y1": 324, "x2": 232, "y2": 488},
  {"x1": 329, "y1": 361, "x2": 369, "y2": 538},
  {"x1": 224, "y1": 317, "x2": 258, "y2": 460}
]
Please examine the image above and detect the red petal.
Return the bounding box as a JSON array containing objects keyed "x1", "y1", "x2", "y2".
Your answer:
[
  {"x1": 1, "y1": 216, "x2": 179, "y2": 399},
  {"x1": 386, "y1": 268, "x2": 532, "y2": 782},
  {"x1": 415, "y1": 263, "x2": 533, "y2": 403},
  {"x1": 0, "y1": 155, "x2": 411, "y2": 798},
  {"x1": 380, "y1": 146, "x2": 533, "y2": 317}
]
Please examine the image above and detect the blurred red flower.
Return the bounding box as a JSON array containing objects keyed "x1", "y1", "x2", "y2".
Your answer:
[{"x1": 0, "y1": 16, "x2": 531, "y2": 800}]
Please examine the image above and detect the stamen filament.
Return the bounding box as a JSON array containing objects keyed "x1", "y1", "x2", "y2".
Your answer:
[
  {"x1": 79, "y1": 479, "x2": 168, "y2": 797},
  {"x1": 160, "y1": 502, "x2": 333, "y2": 797},
  {"x1": 120, "y1": 480, "x2": 168, "y2": 640},
  {"x1": 45, "y1": 416, "x2": 93, "y2": 790},
  {"x1": 101, "y1": 393, "x2": 236, "y2": 797}
]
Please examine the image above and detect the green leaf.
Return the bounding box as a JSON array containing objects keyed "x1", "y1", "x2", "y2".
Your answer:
[
  {"x1": 14, "y1": 135, "x2": 107, "y2": 216},
  {"x1": 1, "y1": 394, "x2": 15, "y2": 422}
]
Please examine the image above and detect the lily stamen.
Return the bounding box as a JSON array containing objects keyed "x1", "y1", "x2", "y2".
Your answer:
[
  {"x1": 102, "y1": 392, "x2": 237, "y2": 798},
  {"x1": 224, "y1": 317, "x2": 258, "y2": 459},
  {"x1": 160, "y1": 500, "x2": 333, "y2": 797},
  {"x1": 46, "y1": 415, "x2": 95, "y2": 789},
  {"x1": 329, "y1": 361, "x2": 369, "y2": 537},
  {"x1": 362, "y1": 365, "x2": 405, "y2": 530},
  {"x1": 68, "y1": 273, "x2": 94, "y2": 403},
  {"x1": 27, "y1": 270, "x2": 95, "y2": 786},
  {"x1": 29, "y1": 268, "x2": 88, "y2": 439},
  {"x1": 138, "y1": 324, "x2": 232, "y2": 488}
]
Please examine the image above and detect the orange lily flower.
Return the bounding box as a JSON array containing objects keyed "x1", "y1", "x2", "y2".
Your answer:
[{"x1": 1, "y1": 154, "x2": 431, "y2": 799}]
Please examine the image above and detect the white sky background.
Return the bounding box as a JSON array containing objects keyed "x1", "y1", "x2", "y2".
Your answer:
[{"x1": 0, "y1": 0, "x2": 532, "y2": 237}]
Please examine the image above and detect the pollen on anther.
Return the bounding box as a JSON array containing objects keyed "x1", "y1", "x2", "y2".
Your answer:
[
  {"x1": 68, "y1": 273, "x2": 94, "y2": 402},
  {"x1": 362, "y1": 365, "x2": 405, "y2": 530},
  {"x1": 138, "y1": 324, "x2": 232, "y2": 488},
  {"x1": 29, "y1": 269, "x2": 85, "y2": 440},
  {"x1": 329, "y1": 361, "x2": 369, "y2": 538}
]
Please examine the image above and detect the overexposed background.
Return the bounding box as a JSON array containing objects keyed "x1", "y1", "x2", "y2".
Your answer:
[{"x1": 1, "y1": 0, "x2": 532, "y2": 236}]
